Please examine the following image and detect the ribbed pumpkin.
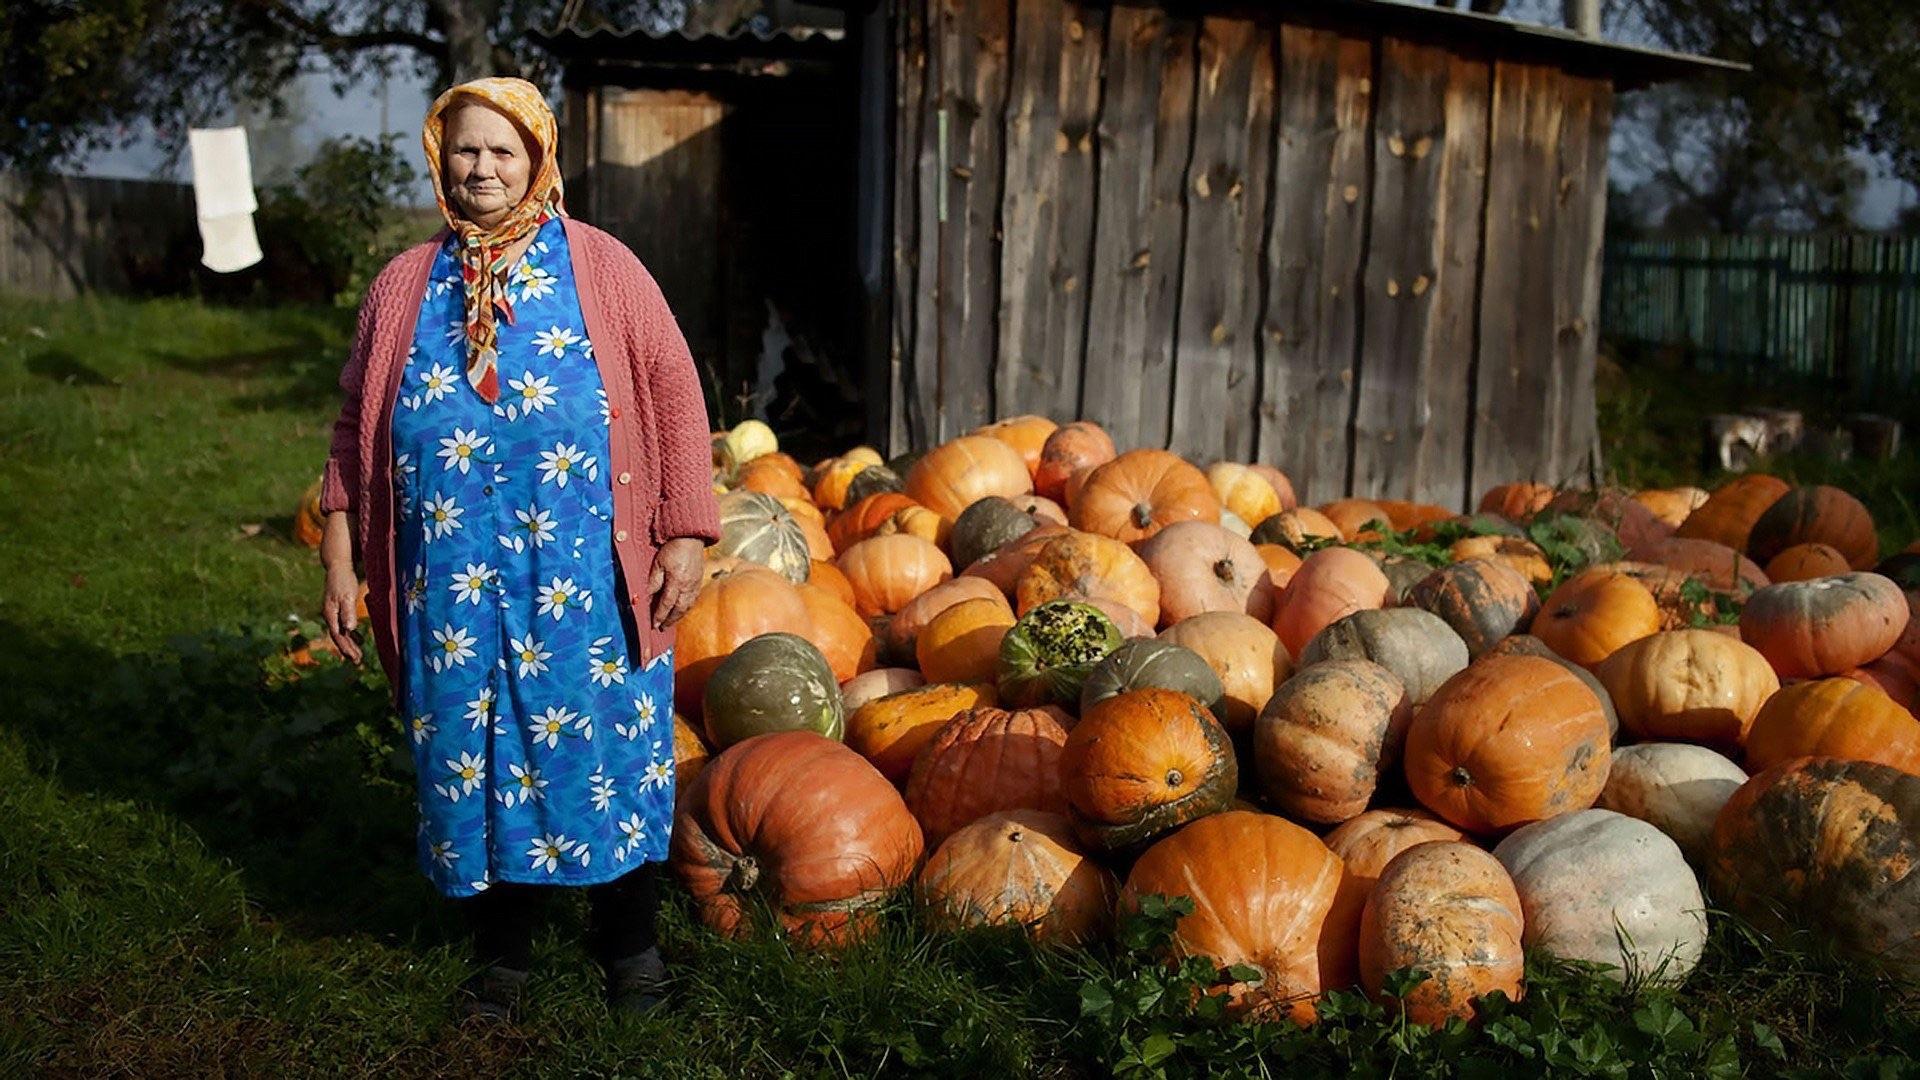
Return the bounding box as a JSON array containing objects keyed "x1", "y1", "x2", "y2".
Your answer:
[
  {"x1": 1206, "y1": 462, "x2": 1286, "y2": 527},
  {"x1": 1631, "y1": 536, "x2": 1769, "y2": 595},
  {"x1": 997, "y1": 599, "x2": 1124, "y2": 708},
  {"x1": 1249, "y1": 506, "x2": 1343, "y2": 552},
  {"x1": 1747, "y1": 484, "x2": 1879, "y2": 570},
  {"x1": 1709, "y1": 758, "x2": 1920, "y2": 981},
  {"x1": 874, "y1": 503, "x2": 950, "y2": 549},
  {"x1": 1534, "y1": 567, "x2": 1662, "y2": 669},
  {"x1": 1270, "y1": 547, "x2": 1390, "y2": 659},
  {"x1": 292, "y1": 476, "x2": 325, "y2": 547},
  {"x1": 1674, "y1": 473, "x2": 1789, "y2": 551},
  {"x1": 672, "y1": 731, "x2": 922, "y2": 946},
  {"x1": 702, "y1": 632, "x2": 844, "y2": 749},
  {"x1": 810, "y1": 455, "x2": 869, "y2": 512},
  {"x1": 845, "y1": 681, "x2": 997, "y2": 784},
  {"x1": 1374, "y1": 500, "x2": 1455, "y2": 533},
  {"x1": 836, "y1": 533, "x2": 953, "y2": 617},
  {"x1": 1298, "y1": 608, "x2": 1469, "y2": 706},
  {"x1": 950, "y1": 496, "x2": 1043, "y2": 571},
  {"x1": 918, "y1": 809, "x2": 1115, "y2": 944},
  {"x1": 1596, "y1": 742, "x2": 1747, "y2": 869},
  {"x1": 906, "y1": 435, "x2": 1034, "y2": 521},
  {"x1": 828, "y1": 492, "x2": 920, "y2": 554},
  {"x1": 1137, "y1": 520, "x2": 1276, "y2": 626},
  {"x1": 1405, "y1": 655, "x2": 1612, "y2": 833},
  {"x1": 1254, "y1": 660, "x2": 1411, "y2": 824},
  {"x1": 1323, "y1": 809, "x2": 1466, "y2": 895},
  {"x1": 1739, "y1": 572, "x2": 1908, "y2": 678},
  {"x1": 960, "y1": 523, "x2": 1070, "y2": 595},
  {"x1": 1158, "y1": 612, "x2": 1292, "y2": 736},
  {"x1": 675, "y1": 566, "x2": 811, "y2": 716},
  {"x1": 1119, "y1": 811, "x2": 1361, "y2": 1024},
  {"x1": 1080, "y1": 639, "x2": 1227, "y2": 720},
  {"x1": 1255, "y1": 544, "x2": 1304, "y2": 590},
  {"x1": 1596, "y1": 629, "x2": 1779, "y2": 747},
  {"x1": 1360, "y1": 841, "x2": 1525, "y2": 1028},
  {"x1": 1063, "y1": 689, "x2": 1238, "y2": 851},
  {"x1": 1765, "y1": 542, "x2": 1852, "y2": 583},
  {"x1": 903, "y1": 704, "x2": 1072, "y2": 847},
  {"x1": 1318, "y1": 499, "x2": 1392, "y2": 542},
  {"x1": 808, "y1": 559, "x2": 856, "y2": 605},
  {"x1": 715, "y1": 489, "x2": 812, "y2": 584},
  {"x1": 1406, "y1": 558, "x2": 1540, "y2": 658},
  {"x1": 916, "y1": 597, "x2": 1016, "y2": 684},
  {"x1": 1011, "y1": 493, "x2": 1067, "y2": 524},
  {"x1": 1484, "y1": 634, "x2": 1620, "y2": 738},
  {"x1": 795, "y1": 582, "x2": 879, "y2": 683},
  {"x1": 974, "y1": 414, "x2": 1058, "y2": 478},
  {"x1": 1477, "y1": 482, "x2": 1554, "y2": 521},
  {"x1": 1494, "y1": 810, "x2": 1706, "y2": 986},
  {"x1": 1014, "y1": 530, "x2": 1161, "y2": 627},
  {"x1": 1069, "y1": 449, "x2": 1221, "y2": 544},
  {"x1": 672, "y1": 713, "x2": 710, "y2": 805},
  {"x1": 1744, "y1": 677, "x2": 1920, "y2": 775},
  {"x1": 1447, "y1": 535, "x2": 1553, "y2": 586},
  {"x1": 737, "y1": 456, "x2": 811, "y2": 502},
  {"x1": 1632, "y1": 486, "x2": 1709, "y2": 530},
  {"x1": 841, "y1": 668, "x2": 924, "y2": 713},
  {"x1": 882, "y1": 577, "x2": 1012, "y2": 665},
  {"x1": 1033, "y1": 421, "x2": 1117, "y2": 502},
  {"x1": 1590, "y1": 560, "x2": 1717, "y2": 632}
]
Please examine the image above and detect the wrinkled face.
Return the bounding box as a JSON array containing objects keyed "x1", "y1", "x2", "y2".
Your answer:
[{"x1": 441, "y1": 102, "x2": 533, "y2": 228}]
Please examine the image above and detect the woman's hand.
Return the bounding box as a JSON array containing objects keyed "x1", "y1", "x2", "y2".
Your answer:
[
  {"x1": 650, "y1": 537, "x2": 706, "y2": 629},
  {"x1": 322, "y1": 563, "x2": 366, "y2": 664}
]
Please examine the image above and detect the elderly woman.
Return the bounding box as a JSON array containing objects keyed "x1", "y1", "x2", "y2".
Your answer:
[{"x1": 317, "y1": 77, "x2": 718, "y2": 1021}]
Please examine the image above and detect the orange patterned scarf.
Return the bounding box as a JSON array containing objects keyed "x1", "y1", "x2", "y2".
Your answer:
[{"x1": 422, "y1": 77, "x2": 566, "y2": 404}]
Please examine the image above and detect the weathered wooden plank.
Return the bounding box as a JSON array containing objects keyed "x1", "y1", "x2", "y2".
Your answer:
[
  {"x1": 892, "y1": 0, "x2": 932, "y2": 453},
  {"x1": 1350, "y1": 41, "x2": 1489, "y2": 510},
  {"x1": 1560, "y1": 74, "x2": 1612, "y2": 484},
  {"x1": 1258, "y1": 25, "x2": 1373, "y2": 504},
  {"x1": 1472, "y1": 61, "x2": 1562, "y2": 492},
  {"x1": 995, "y1": 0, "x2": 1105, "y2": 423},
  {"x1": 930, "y1": 0, "x2": 1011, "y2": 440},
  {"x1": 1167, "y1": 15, "x2": 1275, "y2": 465},
  {"x1": 1081, "y1": 5, "x2": 1198, "y2": 450}
]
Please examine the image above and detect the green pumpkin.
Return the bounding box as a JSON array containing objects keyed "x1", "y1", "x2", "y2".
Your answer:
[
  {"x1": 997, "y1": 600, "x2": 1123, "y2": 708},
  {"x1": 844, "y1": 464, "x2": 904, "y2": 505},
  {"x1": 702, "y1": 632, "x2": 844, "y2": 749},
  {"x1": 1080, "y1": 639, "x2": 1226, "y2": 719},
  {"x1": 715, "y1": 490, "x2": 811, "y2": 584},
  {"x1": 949, "y1": 496, "x2": 1040, "y2": 570}
]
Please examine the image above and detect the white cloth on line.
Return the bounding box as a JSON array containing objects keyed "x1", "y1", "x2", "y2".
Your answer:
[
  {"x1": 197, "y1": 213, "x2": 263, "y2": 274},
  {"x1": 189, "y1": 126, "x2": 262, "y2": 272}
]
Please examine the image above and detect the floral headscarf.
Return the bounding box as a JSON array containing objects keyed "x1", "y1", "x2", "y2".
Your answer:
[{"x1": 422, "y1": 77, "x2": 567, "y2": 404}]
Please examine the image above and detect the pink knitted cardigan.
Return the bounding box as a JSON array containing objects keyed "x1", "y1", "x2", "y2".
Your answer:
[{"x1": 321, "y1": 218, "x2": 721, "y2": 699}]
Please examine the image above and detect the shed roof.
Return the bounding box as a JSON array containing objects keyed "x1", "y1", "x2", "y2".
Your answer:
[{"x1": 538, "y1": 1, "x2": 847, "y2": 66}]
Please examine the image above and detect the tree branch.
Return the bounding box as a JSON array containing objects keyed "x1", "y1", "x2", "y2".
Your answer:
[{"x1": 241, "y1": 0, "x2": 444, "y2": 60}]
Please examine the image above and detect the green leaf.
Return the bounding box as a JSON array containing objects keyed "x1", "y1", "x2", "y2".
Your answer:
[{"x1": 1751, "y1": 1021, "x2": 1786, "y2": 1060}]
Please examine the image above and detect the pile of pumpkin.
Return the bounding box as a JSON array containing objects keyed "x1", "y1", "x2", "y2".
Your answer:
[{"x1": 692, "y1": 417, "x2": 1920, "y2": 1025}]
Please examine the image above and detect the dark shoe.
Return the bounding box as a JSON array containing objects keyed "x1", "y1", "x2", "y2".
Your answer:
[
  {"x1": 605, "y1": 946, "x2": 668, "y2": 1016},
  {"x1": 455, "y1": 964, "x2": 529, "y2": 1022}
]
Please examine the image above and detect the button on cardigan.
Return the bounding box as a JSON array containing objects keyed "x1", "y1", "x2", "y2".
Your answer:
[{"x1": 322, "y1": 218, "x2": 721, "y2": 706}]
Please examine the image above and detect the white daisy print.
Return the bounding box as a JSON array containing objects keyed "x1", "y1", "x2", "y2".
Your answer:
[
  {"x1": 438, "y1": 428, "x2": 490, "y2": 474},
  {"x1": 587, "y1": 637, "x2": 627, "y2": 687},
  {"x1": 507, "y1": 371, "x2": 557, "y2": 416},
  {"x1": 616, "y1": 813, "x2": 647, "y2": 861},
  {"x1": 532, "y1": 325, "x2": 581, "y2": 358},
  {"x1": 510, "y1": 633, "x2": 552, "y2": 679},
  {"x1": 527, "y1": 705, "x2": 580, "y2": 750},
  {"x1": 504, "y1": 762, "x2": 548, "y2": 806},
  {"x1": 536, "y1": 576, "x2": 591, "y2": 620},
  {"x1": 430, "y1": 623, "x2": 477, "y2": 672},
  {"x1": 444, "y1": 319, "x2": 467, "y2": 346},
  {"x1": 419, "y1": 362, "x2": 458, "y2": 404},
  {"x1": 444, "y1": 750, "x2": 486, "y2": 799},
  {"x1": 596, "y1": 387, "x2": 611, "y2": 425},
  {"x1": 638, "y1": 758, "x2": 674, "y2": 792},
  {"x1": 403, "y1": 565, "x2": 428, "y2": 614},
  {"x1": 409, "y1": 712, "x2": 436, "y2": 746},
  {"x1": 527, "y1": 833, "x2": 576, "y2": 874},
  {"x1": 538, "y1": 442, "x2": 596, "y2": 488},
  {"x1": 615, "y1": 694, "x2": 658, "y2": 741},
  {"x1": 514, "y1": 262, "x2": 557, "y2": 303},
  {"x1": 423, "y1": 493, "x2": 464, "y2": 540},
  {"x1": 429, "y1": 839, "x2": 460, "y2": 869},
  {"x1": 395, "y1": 452, "x2": 417, "y2": 485},
  {"x1": 450, "y1": 562, "x2": 495, "y2": 605},
  {"x1": 464, "y1": 687, "x2": 496, "y2": 731},
  {"x1": 509, "y1": 503, "x2": 556, "y2": 551},
  {"x1": 589, "y1": 770, "x2": 617, "y2": 812}
]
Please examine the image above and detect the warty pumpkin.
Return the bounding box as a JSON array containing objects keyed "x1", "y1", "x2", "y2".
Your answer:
[
  {"x1": 1158, "y1": 611, "x2": 1292, "y2": 736},
  {"x1": 1744, "y1": 677, "x2": 1920, "y2": 775},
  {"x1": 673, "y1": 731, "x2": 923, "y2": 947},
  {"x1": 1738, "y1": 572, "x2": 1907, "y2": 678},
  {"x1": 997, "y1": 599, "x2": 1124, "y2": 709},
  {"x1": 1062, "y1": 689, "x2": 1238, "y2": 851},
  {"x1": 917, "y1": 809, "x2": 1115, "y2": 944},
  {"x1": 1404, "y1": 654, "x2": 1612, "y2": 833},
  {"x1": 1597, "y1": 629, "x2": 1779, "y2": 747},
  {"x1": 1069, "y1": 449, "x2": 1222, "y2": 543},
  {"x1": 1359, "y1": 841, "x2": 1525, "y2": 1028},
  {"x1": 1254, "y1": 659, "x2": 1412, "y2": 824},
  {"x1": 905, "y1": 435, "x2": 1034, "y2": 521},
  {"x1": 903, "y1": 704, "x2": 1072, "y2": 848},
  {"x1": 1270, "y1": 547, "x2": 1391, "y2": 659},
  {"x1": 1137, "y1": 520, "x2": 1277, "y2": 626}
]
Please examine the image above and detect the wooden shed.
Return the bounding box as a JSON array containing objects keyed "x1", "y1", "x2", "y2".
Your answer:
[{"x1": 548, "y1": 0, "x2": 1734, "y2": 506}]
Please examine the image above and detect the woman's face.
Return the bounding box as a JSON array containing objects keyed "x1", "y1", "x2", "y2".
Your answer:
[{"x1": 442, "y1": 103, "x2": 533, "y2": 229}]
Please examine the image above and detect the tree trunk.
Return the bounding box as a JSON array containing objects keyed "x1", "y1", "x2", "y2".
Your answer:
[
  {"x1": 427, "y1": 0, "x2": 501, "y2": 83},
  {"x1": 1562, "y1": 0, "x2": 1600, "y2": 35}
]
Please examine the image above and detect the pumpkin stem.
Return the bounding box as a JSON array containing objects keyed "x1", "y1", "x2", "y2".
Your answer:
[
  {"x1": 1448, "y1": 766, "x2": 1473, "y2": 788},
  {"x1": 1132, "y1": 504, "x2": 1154, "y2": 530},
  {"x1": 1213, "y1": 557, "x2": 1235, "y2": 582},
  {"x1": 1165, "y1": 768, "x2": 1185, "y2": 788},
  {"x1": 725, "y1": 855, "x2": 761, "y2": 894}
]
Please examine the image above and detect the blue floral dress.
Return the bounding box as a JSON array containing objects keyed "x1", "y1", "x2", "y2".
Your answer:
[{"x1": 392, "y1": 218, "x2": 674, "y2": 898}]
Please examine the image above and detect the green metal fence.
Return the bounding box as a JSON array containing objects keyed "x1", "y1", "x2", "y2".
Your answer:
[{"x1": 1601, "y1": 234, "x2": 1920, "y2": 400}]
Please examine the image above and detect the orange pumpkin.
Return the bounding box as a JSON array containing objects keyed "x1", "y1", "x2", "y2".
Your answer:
[
  {"x1": 1534, "y1": 568, "x2": 1662, "y2": 669},
  {"x1": 796, "y1": 582, "x2": 880, "y2": 683},
  {"x1": 1255, "y1": 544, "x2": 1304, "y2": 591},
  {"x1": 1477, "y1": 482, "x2": 1553, "y2": 521},
  {"x1": 1739, "y1": 572, "x2": 1907, "y2": 678},
  {"x1": 1206, "y1": 462, "x2": 1286, "y2": 528},
  {"x1": 737, "y1": 457, "x2": 812, "y2": 502},
  {"x1": 1250, "y1": 506, "x2": 1343, "y2": 552},
  {"x1": 1033, "y1": 421, "x2": 1117, "y2": 503},
  {"x1": 1270, "y1": 547, "x2": 1390, "y2": 659},
  {"x1": 1062, "y1": 689, "x2": 1238, "y2": 851},
  {"x1": 883, "y1": 577, "x2": 1013, "y2": 665},
  {"x1": 1845, "y1": 654, "x2": 1920, "y2": 717},
  {"x1": 1404, "y1": 655, "x2": 1612, "y2": 833},
  {"x1": 672, "y1": 731, "x2": 922, "y2": 947},
  {"x1": 292, "y1": 476, "x2": 325, "y2": 547},
  {"x1": 959, "y1": 523, "x2": 1071, "y2": 595},
  {"x1": 1448, "y1": 534, "x2": 1553, "y2": 587},
  {"x1": 1747, "y1": 484, "x2": 1879, "y2": 570},
  {"x1": 845, "y1": 681, "x2": 998, "y2": 784},
  {"x1": 1249, "y1": 464, "x2": 1300, "y2": 512},
  {"x1": 1632, "y1": 486, "x2": 1709, "y2": 530},
  {"x1": 828, "y1": 492, "x2": 920, "y2": 553},
  {"x1": 1545, "y1": 487, "x2": 1673, "y2": 556},
  {"x1": 974, "y1": 414, "x2": 1058, "y2": 478},
  {"x1": 810, "y1": 456, "x2": 869, "y2": 512},
  {"x1": 1120, "y1": 811, "x2": 1361, "y2": 1024},
  {"x1": 1375, "y1": 500, "x2": 1455, "y2": 533},
  {"x1": 842, "y1": 668, "x2": 925, "y2": 712},
  {"x1": 917, "y1": 809, "x2": 1115, "y2": 944},
  {"x1": 1596, "y1": 629, "x2": 1779, "y2": 747},
  {"x1": 672, "y1": 713, "x2": 710, "y2": 804},
  {"x1": 1158, "y1": 612, "x2": 1292, "y2": 736},
  {"x1": 1632, "y1": 536, "x2": 1769, "y2": 595},
  {"x1": 1744, "y1": 678, "x2": 1920, "y2": 776},
  {"x1": 904, "y1": 704, "x2": 1072, "y2": 847},
  {"x1": 1069, "y1": 449, "x2": 1221, "y2": 544},
  {"x1": 1765, "y1": 542, "x2": 1852, "y2": 583},
  {"x1": 673, "y1": 566, "x2": 811, "y2": 716},
  {"x1": 1323, "y1": 808, "x2": 1466, "y2": 896},
  {"x1": 1674, "y1": 473, "x2": 1789, "y2": 551},
  {"x1": 1318, "y1": 499, "x2": 1392, "y2": 542},
  {"x1": 1014, "y1": 530, "x2": 1161, "y2": 627},
  {"x1": 1254, "y1": 660, "x2": 1412, "y2": 824},
  {"x1": 836, "y1": 533, "x2": 953, "y2": 618},
  {"x1": 1010, "y1": 494, "x2": 1068, "y2": 524},
  {"x1": 809, "y1": 559, "x2": 856, "y2": 606},
  {"x1": 874, "y1": 503, "x2": 950, "y2": 549},
  {"x1": 1137, "y1": 521, "x2": 1277, "y2": 626},
  {"x1": 916, "y1": 597, "x2": 1016, "y2": 684},
  {"x1": 1359, "y1": 841, "x2": 1525, "y2": 1027},
  {"x1": 906, "y1": 435, "x2": 1033, "y2": 521}
]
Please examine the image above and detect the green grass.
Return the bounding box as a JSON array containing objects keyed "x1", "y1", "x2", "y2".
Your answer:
[{"x1": 1, "y1": 296, "x2": 1917, "y2": 1076}]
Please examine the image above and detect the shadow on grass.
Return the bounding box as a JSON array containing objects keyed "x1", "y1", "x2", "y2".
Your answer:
[
  {"x1": 24, "y1": 349, "x2": 120, "y2": 388},
  {"x1": 148, "y1": 333, "x2": 351, "y2": 413}
]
